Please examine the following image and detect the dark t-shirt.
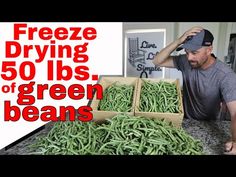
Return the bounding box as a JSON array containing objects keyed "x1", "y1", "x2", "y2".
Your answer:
[{"x1": 173, "y1": 54, "x2": 236, "y2": 120}]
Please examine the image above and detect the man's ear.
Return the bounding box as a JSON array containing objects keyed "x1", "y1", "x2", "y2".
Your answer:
[{"x1": 207, "y1": 46, "x2": 213, "y2": 55}]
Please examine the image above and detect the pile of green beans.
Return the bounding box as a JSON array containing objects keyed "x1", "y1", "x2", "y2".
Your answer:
[
  {"x1": 139, "y1": 80, "x2": 180, "y2": 113},
  {"x1": 28, "y1": 121, "x2": 99, "y2": 155},
  {"x1": 28, "y1": 114, "x2": 203, "y2": 155},
  {"x1": 98, "y1": 82, "x2": 134, "y2": 112}
]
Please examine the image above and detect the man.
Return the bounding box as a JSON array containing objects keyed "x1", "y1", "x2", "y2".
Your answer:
[{"x1": 153, "y1": 26, "x2": 236, "y2": 155}]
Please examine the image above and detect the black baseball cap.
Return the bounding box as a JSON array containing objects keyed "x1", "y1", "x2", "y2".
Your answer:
[{"x1": 176, "y1": 29, "x2": 214, "y2": 51}]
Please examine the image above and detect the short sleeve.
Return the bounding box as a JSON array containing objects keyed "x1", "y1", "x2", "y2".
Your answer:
[
  {"x1": 173, "y1": 54, "x2": 188, "y2": 72},
  {"x1": 220, "y1": 72, "x2": 236, "y2": 103}
]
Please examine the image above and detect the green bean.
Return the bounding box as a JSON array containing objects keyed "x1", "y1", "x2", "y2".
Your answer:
[
  {"x1": 98, "y1": 83, "x2": 134, "y2": 112},
  {"x1": 28, "y1": 114, "x2": 203, "y2": 155},
  {"x1": 139, "y1": 80, "x2": 180, "y2": 113}
]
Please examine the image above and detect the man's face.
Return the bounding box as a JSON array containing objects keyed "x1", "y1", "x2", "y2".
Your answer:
[{"x1": 185, "y1": 47, "x2": 211, "y2": 69}]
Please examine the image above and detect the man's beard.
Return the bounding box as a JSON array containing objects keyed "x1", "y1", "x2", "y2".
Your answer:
[
  {"x1": 189, "y1": 61, "x2": 200, "y2": 68},
  {"x1": 189, "y1": 57, "x2": 208, "y2": 69}
]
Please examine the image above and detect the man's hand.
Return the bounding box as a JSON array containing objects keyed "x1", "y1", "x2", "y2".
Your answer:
[
  {"x1": 224, "y1": 141, "x2": 236, "y2": 155},
  {"x1": 177, "y1": 26, "x2": 203, "y2": 45},
  {"x1": 225, "y1": 101, "x2": 236, "y2": 155}
]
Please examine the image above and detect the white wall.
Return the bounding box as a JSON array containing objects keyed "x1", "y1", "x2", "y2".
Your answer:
[
  {"x1": 218, "y1": 23, "x2": 228, "y2": 61},
  {"x1": 123, "y1": 22, "x2": 175, "y2": 45},
  {"x1": 232, "y1": 23, "x2": 236, "y2": 33}
]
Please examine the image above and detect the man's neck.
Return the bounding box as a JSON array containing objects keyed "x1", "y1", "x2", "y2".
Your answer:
[{"x1": 201, "y1": 55, "x2": 216, "y2": 70}]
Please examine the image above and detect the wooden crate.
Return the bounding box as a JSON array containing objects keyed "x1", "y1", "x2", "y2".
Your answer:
[
  {"x1": 134, "y1": 78, "x2": 184, "y2": 128},
  {"x1": 90, "y1": 76, "x2": 139, "y2": 123}
]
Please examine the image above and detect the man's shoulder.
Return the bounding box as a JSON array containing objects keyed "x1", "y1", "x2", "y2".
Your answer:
[
  {"x1": 214, "y1": 59, "x2": 236, "y2": 81},
  {"x1": 215, "y1": 59, "x2": 234, "y2": 74},
  {"x1": 174, "y1": 54, "x2": 188, "y2": 65}
]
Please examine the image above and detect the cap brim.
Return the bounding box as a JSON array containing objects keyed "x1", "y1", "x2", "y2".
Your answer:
[
  {"x1": 177, "y1": 43, "x2": 202, "y2": 51},
  {"x1": 176, "y1": 46, "x2": 183, "y2": 51}
]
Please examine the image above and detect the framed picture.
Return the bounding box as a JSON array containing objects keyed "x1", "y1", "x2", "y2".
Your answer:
[{"x1": 124, "y1": 29, "x2": 166, "y2": 78}]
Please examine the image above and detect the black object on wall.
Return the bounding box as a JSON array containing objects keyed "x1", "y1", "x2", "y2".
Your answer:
[{"x1": 226, "y1": 33, "x2": 236, "y2": 72}]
